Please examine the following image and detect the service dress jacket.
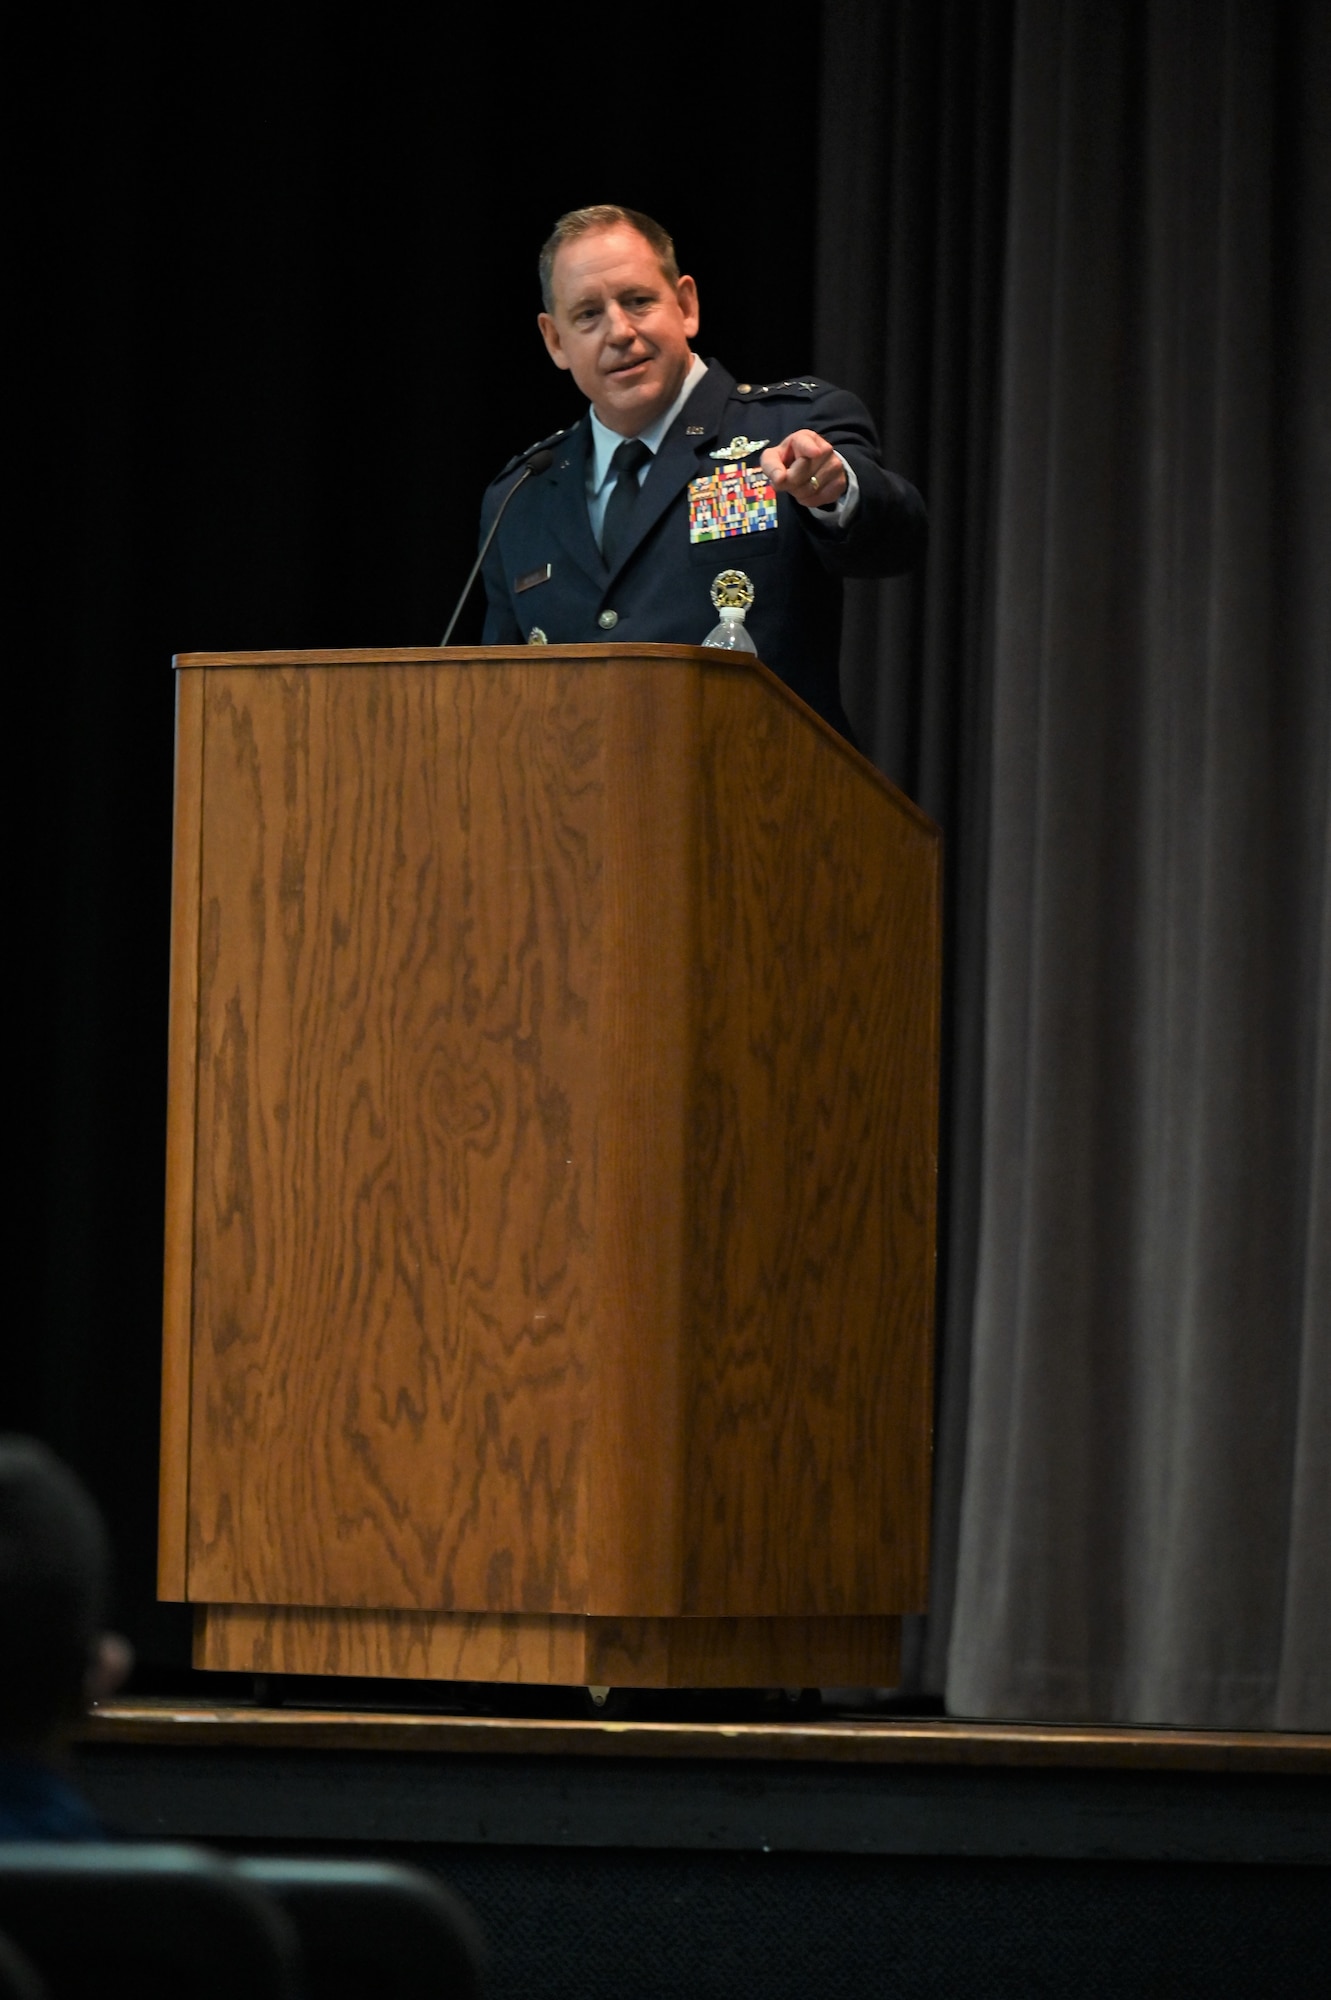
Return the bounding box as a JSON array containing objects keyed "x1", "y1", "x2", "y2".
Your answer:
[{"x1": 478, "y1": 360, "x2": 926, "y2": 740}]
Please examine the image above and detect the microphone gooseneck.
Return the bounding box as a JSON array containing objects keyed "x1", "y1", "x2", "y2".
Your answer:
[{"x1": 441, "y1": 449, "x2": 556, "y2": 647}]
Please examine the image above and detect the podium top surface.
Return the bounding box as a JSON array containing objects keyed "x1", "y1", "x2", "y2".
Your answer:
[{"x1": 171, "y1": 644, "x2": 939, "y2": 836}]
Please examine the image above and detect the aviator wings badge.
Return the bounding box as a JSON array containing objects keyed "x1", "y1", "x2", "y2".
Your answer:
[{"x1": 710, "y1": 435, "x2": 769, "y2": 460}]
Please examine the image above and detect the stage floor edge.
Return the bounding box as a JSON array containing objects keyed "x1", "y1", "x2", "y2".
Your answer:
[{"x1": 72, "y1": 1701, "x2": 1331, "y2": 1866}]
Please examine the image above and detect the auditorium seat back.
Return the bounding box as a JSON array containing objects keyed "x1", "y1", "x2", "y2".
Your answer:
[
  {"x1": 236, "y1": 1857, "x2": 485, "y2": 1999},
  {"x1": 0, "y1": 1928, "x2": 46, "y2": 2000},
  {"x1": 0, "y1": 1845, "x2": 303, "y2": 2000}
]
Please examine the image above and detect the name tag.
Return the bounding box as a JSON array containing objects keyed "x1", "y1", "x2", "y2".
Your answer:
[
  {"x1": 515, "y1": 563, "x2": 551, "y2": 594},
  {"x1": 688, "y1": 465, "x2": 778, "y2": 545}
]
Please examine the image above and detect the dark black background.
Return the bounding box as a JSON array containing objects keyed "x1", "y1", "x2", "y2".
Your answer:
[{"x1": 11, "y1": 10, "x2": 823, "y2": 1671}]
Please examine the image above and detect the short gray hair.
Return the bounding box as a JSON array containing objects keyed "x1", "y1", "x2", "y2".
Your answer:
[{"x1": 538, "y1": 206, "x2": 680, "y2": 312}]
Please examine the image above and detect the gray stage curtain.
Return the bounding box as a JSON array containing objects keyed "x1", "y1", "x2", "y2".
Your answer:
[
  {"x1": 818, "y1": 0, "x2": 1329, "y2": 1727},
  {"x1": 816, "y1": 0, "x2": 1016, "y2": 1700}
]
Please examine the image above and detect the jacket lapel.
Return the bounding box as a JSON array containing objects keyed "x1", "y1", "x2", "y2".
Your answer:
[
  {"x1": 542, "y1": 417, "x2": 606, "y2": 588},
  {"x1": 603, "y1": 361, "x2": 737, "y2": 584}
]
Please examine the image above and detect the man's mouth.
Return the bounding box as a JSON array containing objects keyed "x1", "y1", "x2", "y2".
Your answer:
[{"x1": 608, "y1": 355, "x2": 652, "y2": 378}]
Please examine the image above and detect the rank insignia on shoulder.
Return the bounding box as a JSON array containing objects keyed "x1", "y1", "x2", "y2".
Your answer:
[
  {"x1": 735, "y1": 379, "x2": 818, "y2": 400},
  {"x1": 496, "y1": 427, "x2": 571, "y2": 480},
  {"x1": 710, "y1": 435, "x2": 769, "y2": 461}
]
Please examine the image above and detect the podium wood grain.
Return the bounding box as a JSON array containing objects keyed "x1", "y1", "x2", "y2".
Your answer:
[
  {"x1": 682, "y1": 664, "x2": 937, "y2": 1615},
  {"x1": 159, "y1": 667, "x2": 205, "y2": 1599},
  {"x1": 195, "y1": 1604, "x2": 902, "y2": 1689},
  {"x1": 186, "y1": 658, "x2": 609, "y2": 1613},
  {"x1": 164, "y1": 647, "x2": 939, "y2": 1671}
]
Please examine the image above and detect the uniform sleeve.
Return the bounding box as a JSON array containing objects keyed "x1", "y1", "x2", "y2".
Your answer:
[{"x1": 792, "y1": 383, "x2": 927, "y2": 581}]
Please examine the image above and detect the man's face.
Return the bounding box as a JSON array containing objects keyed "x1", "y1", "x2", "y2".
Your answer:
[{"x1": 538, "y1": 223, "x2": 700, "y2": 436}]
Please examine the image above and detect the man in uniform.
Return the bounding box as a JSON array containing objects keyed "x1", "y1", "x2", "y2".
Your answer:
[{"x1": 479, "y1": 205, "x2": 925, "y2": 742}]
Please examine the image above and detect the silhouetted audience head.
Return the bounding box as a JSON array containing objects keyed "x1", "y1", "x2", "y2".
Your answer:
[{"x1": 0, "y1": 1437, "x2": 130, "y2": 1757}]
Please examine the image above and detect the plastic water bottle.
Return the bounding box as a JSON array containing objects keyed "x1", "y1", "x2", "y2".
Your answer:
[{"x1": 702, "y1": 604, "x2": 757, "y2": 652}]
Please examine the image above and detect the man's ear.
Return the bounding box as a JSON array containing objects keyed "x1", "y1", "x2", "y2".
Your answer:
[
  {"x1": 538, "y1": 313, "x2": 571, "y2": 371},
  {"x1": 676, "y1": 275, "x2": 700, "y2": 340}
]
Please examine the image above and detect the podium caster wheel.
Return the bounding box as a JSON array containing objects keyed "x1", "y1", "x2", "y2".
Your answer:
[
  {"x1": 581, "y1": 1685, "x2": 636, "y2": 1720},
  {"x1": 778, "y1": 1687, "x2": 822, "y2": 1718}
]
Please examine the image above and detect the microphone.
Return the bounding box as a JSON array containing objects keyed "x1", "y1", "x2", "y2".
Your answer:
[{"x1": 440, "y1": 447, "x2": 557, "y2": 647}]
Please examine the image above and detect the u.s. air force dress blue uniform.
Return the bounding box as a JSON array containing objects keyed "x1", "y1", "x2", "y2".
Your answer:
[{"x1": 478, "y1": 359, "x2": 926, "y2": 742}]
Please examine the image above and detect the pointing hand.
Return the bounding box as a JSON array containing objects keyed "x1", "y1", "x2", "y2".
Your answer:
[{"x1": 761, "y1": 429, "x2": 847, "y2": 508}]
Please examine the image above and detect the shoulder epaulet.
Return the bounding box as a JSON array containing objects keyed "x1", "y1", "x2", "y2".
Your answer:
[
  {"x1": 733, "y1": 377, "x2": 822, "y2": 401},
  {"x1": 494, "y1": 426, "x2": 573, "y2": 481}
]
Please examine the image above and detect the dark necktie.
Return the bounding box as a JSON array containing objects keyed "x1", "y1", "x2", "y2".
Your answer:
[{"x1": 600, "y1": 438, "x2": 652, "y2": 572}]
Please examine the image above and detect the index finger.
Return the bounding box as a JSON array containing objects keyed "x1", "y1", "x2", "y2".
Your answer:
[{"x1": 780, "y1": 428, "x2": 833, "y2": 461}]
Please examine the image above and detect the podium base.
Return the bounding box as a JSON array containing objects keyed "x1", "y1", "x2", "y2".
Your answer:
[{"x1": 194, "y1": 1605, "x2": 903, "y2": 1690}]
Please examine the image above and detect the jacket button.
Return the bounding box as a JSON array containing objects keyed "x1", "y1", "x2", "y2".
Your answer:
[{"x1": 598, "y1": 609, "x2": 619, "y2": 630}]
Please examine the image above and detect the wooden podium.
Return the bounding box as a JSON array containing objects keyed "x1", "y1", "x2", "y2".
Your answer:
[{"x1": 159, "y1": 645, "x2": 940, "y2": 1688}]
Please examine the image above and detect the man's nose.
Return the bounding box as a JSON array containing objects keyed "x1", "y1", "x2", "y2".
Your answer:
[{"x1": 603, "y1": 300, "x2": 636, "y2": 342}]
